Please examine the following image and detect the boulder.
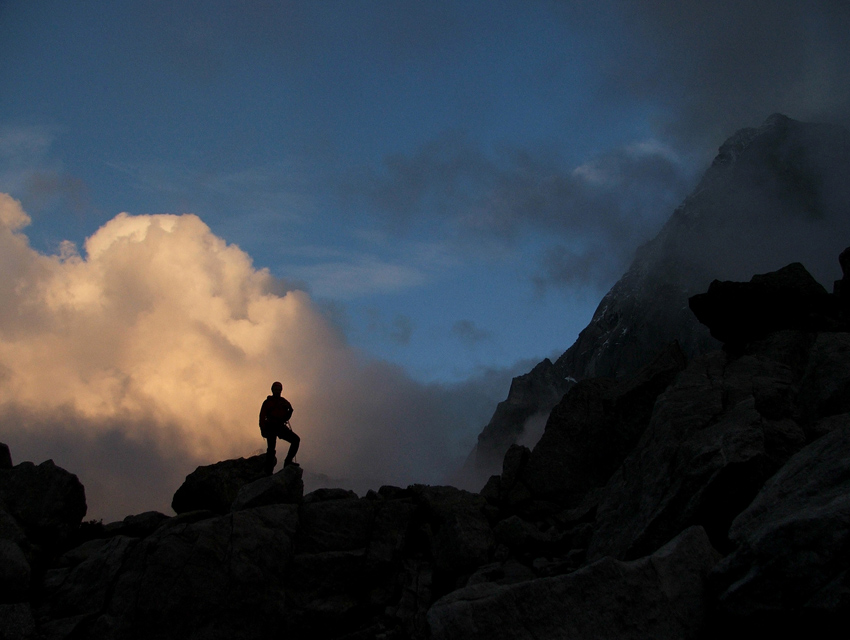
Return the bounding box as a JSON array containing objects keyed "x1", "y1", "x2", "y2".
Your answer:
[
  {"x1": 711, "y1": 419, "x2": 850, "y2": 633},
  {"x1": 231, "y1": 464, "x2": 303, "y2": 511},
  {"x1": 520, "y1": 342, "x2": 687, "y2": 506},
  {"x1": 171, "y1": 454, "x2": 267, "y2": 515},
  {"x1": 427, "y1": 526, "x2": 720, "y2": 640},
  {"x1": 589, "y1": 350, "x2": 807, "y2": 560},
  {"x1": 688, "y1": 262, "x2": 834, "y2": 349},
  {"x1": 0, "y1": 460, "x2": 87, "y2": 550}
]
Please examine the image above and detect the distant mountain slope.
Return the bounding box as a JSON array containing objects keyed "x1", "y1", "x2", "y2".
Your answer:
[{"x1": 466, "y1": 113, "x2": 850, "y2": 480}]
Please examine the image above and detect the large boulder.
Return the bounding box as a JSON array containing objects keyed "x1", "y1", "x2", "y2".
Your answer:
[
  {"x1": 171, "y1": 455, "x2": 268, "y2": 514},
  {"x1": 427, "y1": 526, "x2": 721, "y2": 640},
  {"x1": 711, "y1": 418, "x2": 850, "y2": 633},
  {"x1": 689, "y1": 262, "x2": 834, "y2": 349},
  {"x1": 0, "y1": 460, "x2": 86, "y2": 551},
  {"x1": 588, "y1": 349, "x2": 807, "y2": 560}
]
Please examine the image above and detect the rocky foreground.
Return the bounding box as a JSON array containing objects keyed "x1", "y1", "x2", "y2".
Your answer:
[{"x1": 3, "y1": 255, "x2": 850, "y2": 639}]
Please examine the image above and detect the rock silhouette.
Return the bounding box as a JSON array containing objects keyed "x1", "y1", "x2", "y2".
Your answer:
[{"x1": 3, "y1": 248, "x2": 850, "y2": 638}]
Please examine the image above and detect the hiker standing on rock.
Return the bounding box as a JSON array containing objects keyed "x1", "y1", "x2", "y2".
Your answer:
[{"x1": 259, "y1": 381, "x2": 300, "y2": 475}]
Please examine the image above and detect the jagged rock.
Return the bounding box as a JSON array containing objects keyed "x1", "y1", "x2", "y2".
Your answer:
[
  {"x1": 589, "y1": 350, "x2": 808, "y2": 560},
  {"x1": 520, "y1": 342, "x2": 687, "y2": 506},
  {"x1": 102, "y1": 511, "x2": 170, "y2": 538},
  {"x1": 40, "y1": 504, "x2": 299, "y2": 639},
  {"x1": 0, "y1": 540, "x2": 30, "y2": 602},
  {"x1": 171, "y1": 454, "x2": 267, "y2": 515},
  {"x1": 231, "y1": 464, "x2": 303, "y2": 511},
  {"x1": 0, "y1": 443, "x2": 11, "y2": 469},
  {"x1": 0, "y1": 602, "x2": 35, "y2": 640},
  {"x1": 711, "y1": 419, "x2": 850, "y2": 633},
  {"x1": 427, "y1": 526, "x2": 721, "y2": 640},
  {"x1": 689, "y1": 262, "x2": 834, "y2": 349},
  {"x1": 0, "y1": 460, "x2": 86, "y2": 551}
]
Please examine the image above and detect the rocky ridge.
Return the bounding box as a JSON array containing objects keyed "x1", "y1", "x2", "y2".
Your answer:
[
  {"x1": 3, "y1": 251, "x2": 850, "y2": 638},
  {"x1": 468, "y1": 113, "x2": 850, "y2": 478}
]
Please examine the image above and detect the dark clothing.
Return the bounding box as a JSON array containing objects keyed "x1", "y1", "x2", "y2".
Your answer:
[{"x1": 259, "y1": 394, "x2": 298, "y2": 474}]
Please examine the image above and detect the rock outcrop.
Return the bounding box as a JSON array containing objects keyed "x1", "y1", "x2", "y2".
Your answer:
[{"x1": 171, "y1": 454, "x2": 269, "y2": 514}]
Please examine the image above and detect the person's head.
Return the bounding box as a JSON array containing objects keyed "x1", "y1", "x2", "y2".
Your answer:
[{"x1": 271, "y1": 381, "x2": 283, "y2": 396}]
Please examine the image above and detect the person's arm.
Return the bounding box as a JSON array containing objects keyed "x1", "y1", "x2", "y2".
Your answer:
[{"x1": 259, "y1": 399, "x2": 268, "y2": 429}]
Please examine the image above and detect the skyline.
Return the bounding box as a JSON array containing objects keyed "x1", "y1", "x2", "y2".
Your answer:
[{"x1": 2, "y1": 1, "x2": 850, "y2": 520}]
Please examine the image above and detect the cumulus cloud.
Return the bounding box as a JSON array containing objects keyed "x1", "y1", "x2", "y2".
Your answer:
[{"x1": 0, "y1": 193, "x2": 510, "y2": 521}]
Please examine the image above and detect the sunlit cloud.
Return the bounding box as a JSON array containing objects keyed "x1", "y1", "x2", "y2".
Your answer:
[{"x1": 0, "y1": 193, "x2": 510, "y2": 520}]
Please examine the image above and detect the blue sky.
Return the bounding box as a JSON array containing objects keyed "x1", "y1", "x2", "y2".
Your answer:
[{"x1": 2, "y1": 1, "x2": 850, "y2": 518}]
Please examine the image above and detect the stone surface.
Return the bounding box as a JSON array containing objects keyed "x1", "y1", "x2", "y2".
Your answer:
[
  {"x1": 711, "y1": 420, "x2": 850, "y2": 632},
  {"x1": 231, "y1": 464, "x2": 303, "y2": 511},
  {"x1": 296, "y1": 495, "x2": 374, "y2": 554},
  {"x1": 521, "y1": 342, "x2": 687, "y2": 506},
  {"x1": 0, "y1": 460, "x2": 87, "y2": 550},
  {"x1": 589, "y1": 350, "x2": 807, "y2": 559},
  {"x1": 427, "y1": 526, "x2": 720, "y2": 640},
  {"x1": 0, "y1": 603, "x2": 35, "y2": 640},
  {"x1": 40, "y1": 504, "x2": 299, "y2": 639},
  {"x1": 171, "y1": 454, "x2": 267, "y2": 514},
  {"x1": 0, "y1": 540, "x2": 30, "y2": 603}
]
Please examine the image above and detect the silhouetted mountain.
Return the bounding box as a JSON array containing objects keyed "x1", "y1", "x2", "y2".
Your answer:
[{"x1": 467, "y1": 113, "x2": 850, "y2": 478}]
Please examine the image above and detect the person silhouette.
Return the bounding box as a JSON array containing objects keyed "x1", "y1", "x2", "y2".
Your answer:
[{"x1": 259, "y1": 381, "x2": 300, "y2": 475}]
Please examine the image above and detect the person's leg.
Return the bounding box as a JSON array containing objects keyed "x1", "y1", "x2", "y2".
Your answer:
[
  {"x1": 265, "y1": 435, "x2": 277, "y2": 475},
  {"x1": 276, "y1": 427, "x2": 300, "y2": 466}
]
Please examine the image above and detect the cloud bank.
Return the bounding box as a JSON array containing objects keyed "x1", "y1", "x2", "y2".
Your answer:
[{"x1": 0, "y1": 193, "x2": 511, "y2": 521}]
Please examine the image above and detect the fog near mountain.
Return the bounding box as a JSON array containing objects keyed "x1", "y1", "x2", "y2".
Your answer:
[{"x1": 0, "y1": 194, "x2": 518, "y2": 521}]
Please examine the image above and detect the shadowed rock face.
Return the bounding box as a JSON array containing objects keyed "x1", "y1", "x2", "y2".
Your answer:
[
  {"x1": 0, "y1": 459, "x2": 86, "y2": 551},
  {"x1": 467, "y1": 114, "x2": 850, "y2": 480},
  {"x1": 711, "y1": 418, "x2": 850, "y2": 634},
  {"x1": 428, "y1": 526, "x2": 721, "y2": 640}
]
